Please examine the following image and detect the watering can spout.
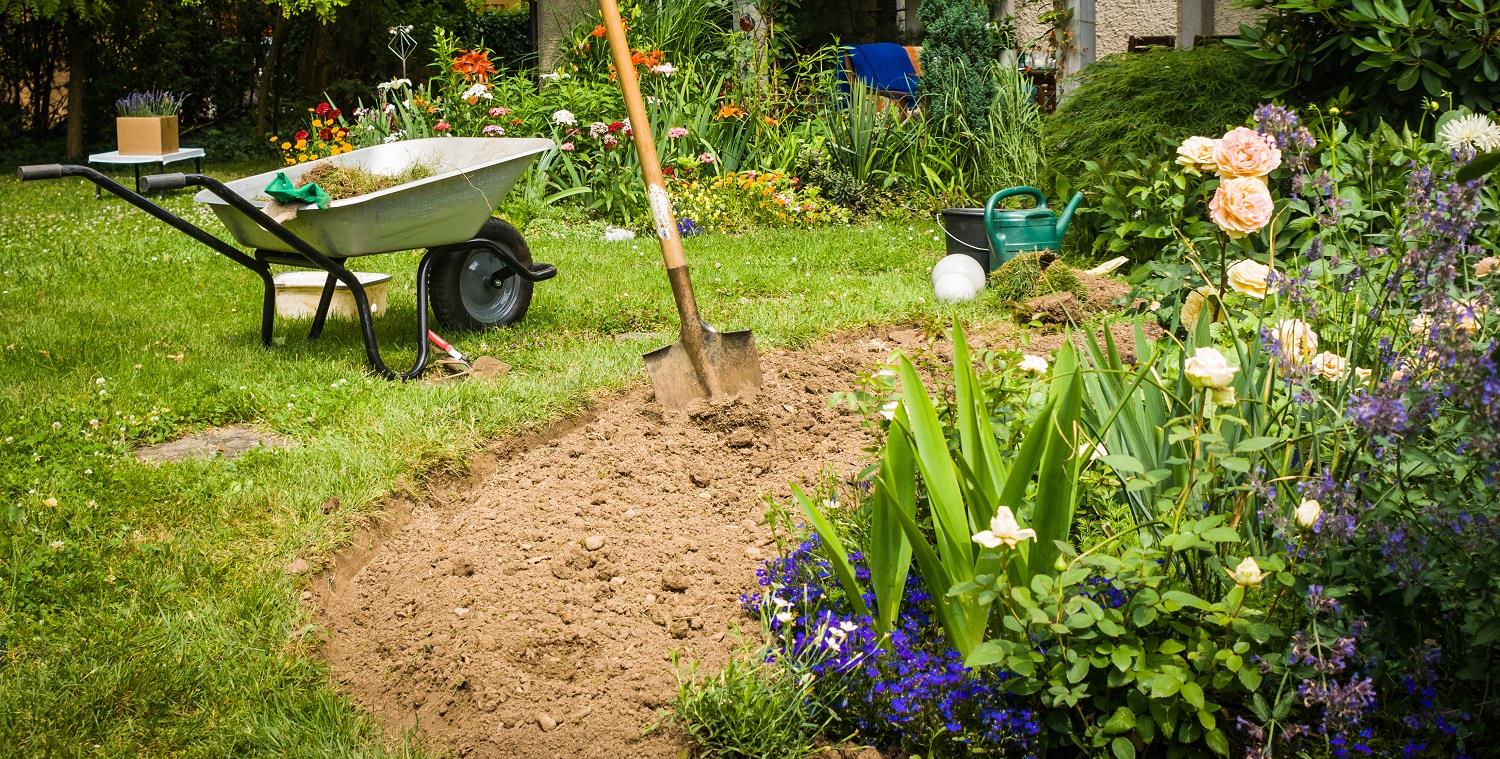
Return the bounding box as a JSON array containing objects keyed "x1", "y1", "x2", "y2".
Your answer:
[{"x1": 1056, "y1": 191, "x2": 1084, "y2": 240}]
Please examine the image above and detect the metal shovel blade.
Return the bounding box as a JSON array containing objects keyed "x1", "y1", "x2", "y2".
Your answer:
[{"x1": 644, "y1": 327, "x2": 763, "y2": 409}]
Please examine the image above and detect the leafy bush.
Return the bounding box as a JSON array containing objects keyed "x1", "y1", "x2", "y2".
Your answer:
[
  {"x1": 1045, "y1": 45, "x2": 1274, "y2": 185},
  {"x1": 1231, "y1": 0, "x2": 1500, "y2": 117},
  {"x1": 669, "y1": 169, "x2": 849, "y2": 233}
]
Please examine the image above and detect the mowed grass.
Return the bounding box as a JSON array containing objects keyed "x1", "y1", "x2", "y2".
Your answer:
[{"x1": 0, "y1": 161, "x2": 996, "y2": 755}]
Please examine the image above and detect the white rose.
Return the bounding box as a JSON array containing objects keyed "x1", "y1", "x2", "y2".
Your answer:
[
  {"x1": 1183, "y1": 346, "x2": 1238, "y2": 389},
  {"x1": 1226, "y1": 259, "x2": 1271, "y2": 299},
  {"x1": 1295, "y1": 498, "x2": 1321, "y2": 529},
  {"x1": 1227, "y1": 556, "x2": 1266, "y2": 587}
]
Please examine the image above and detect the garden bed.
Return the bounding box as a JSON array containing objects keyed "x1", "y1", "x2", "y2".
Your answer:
[{"x1": 311, "y1": 328, "x2": 958, "y2": 757}]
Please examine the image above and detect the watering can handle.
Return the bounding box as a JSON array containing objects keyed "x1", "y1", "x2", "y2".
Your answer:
[{"x1": 983, "y1": 186, "x2": 1047, "y2": 216}]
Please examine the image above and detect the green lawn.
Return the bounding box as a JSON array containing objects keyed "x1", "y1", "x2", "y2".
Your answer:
[{"x1": 0, "y1": 162, "x2": 990, "y2": 755}]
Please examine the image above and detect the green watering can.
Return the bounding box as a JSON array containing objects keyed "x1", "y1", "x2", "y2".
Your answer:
[{"x1": 983, "y1": 186, "x2": 1083, "y2": 266}]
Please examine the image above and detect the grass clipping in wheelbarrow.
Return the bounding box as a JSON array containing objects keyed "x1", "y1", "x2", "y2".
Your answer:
[{"x1": 297, "y1": 162, "x2": 436, "y2": 201}]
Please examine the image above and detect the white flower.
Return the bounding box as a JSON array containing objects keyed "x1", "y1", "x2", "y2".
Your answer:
[
  {"x1": 602, "y1": 226, "x2": 635, "y2": 242},
  {"x1": 461, "y1": 83, "x2": 491, "y2": 101},
  {"x1": 382, "y1": 131, "x2": 404, "y2": 144},
  {"x1": 551, "y1": 109, "x2": 577, "y2": 126},
  {"x1": 1439, "y1": 112, "x2": 1500, "y2": 153},
  {"x1": 775, "y1": 611, "x2": 795, "y2": 624},
  {"x1": 1310, "y1": 351, "x2": 1349, "y2": 381},
  {"x1": 377, "y1": 77, "x2": 412, "y2": 91},
  {"x1": 650, "y1": 62, "x2": 677, "y2": 76},
  {"x1": 50, "y1": 540, "x2": 65, "y2": 551},
  {"x1": 1227, "y1": 556, "x2": 1266, "y2": 587},
  {"x1": 1077, "y1": 441, "x2": 1107, "y2": 461},
  {"x1": 1226, "y1": 259, "x2": 1271, "y2": 299},
  {"x1": 1295, "y1": 498, "x2": 1321, "y2": 529},
  {"x1": 1018, "y1": 354, "x2": 1048, "y2": 374},
  {"x1": 971, "y1": 506, "x2": 1037, "y2": 550},
  {"x1": 1210, "y1": 386, "x2": 1238, "y2": 407},
  {"x1": 838, "y1": 620, "x2": 858, "y2": 633},
  {"x1": 43, "y1": 497, "x2": 58, "y2": 508},
  {"x1": 1183, "y1": 346, "x2": 1238, "y2": 389},
  {"x1": 877, "y1": 399, "x2": 898, "y2": 421}
]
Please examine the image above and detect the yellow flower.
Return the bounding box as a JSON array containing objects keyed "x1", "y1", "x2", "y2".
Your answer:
[
  {"x1": 280, "y1": 141, "x2": 292, "y2": 150},
  {"x1": 295, "y1": 139, "x2": 307, "y2": 149},
  {"x1": 311, "y1": 118, "x2": 323, "y2": 128},
  {"x1": 1181, "y1": 285, "x2": 1219, "y2": 327}
]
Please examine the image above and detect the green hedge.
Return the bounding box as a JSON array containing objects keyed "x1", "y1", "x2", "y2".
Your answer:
[{"x1": 1045, "y1": 45, "x2": 1275, "y2": 185}]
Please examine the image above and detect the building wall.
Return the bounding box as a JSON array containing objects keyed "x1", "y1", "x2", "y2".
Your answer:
[{"x1": 1004, "y1": 0, "x2": 1260, "y2": 58}]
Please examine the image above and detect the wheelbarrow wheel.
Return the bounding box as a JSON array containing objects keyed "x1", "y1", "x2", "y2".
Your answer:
[{"x1": 427, "y1": 218, "x2": 535, "y2": 331}]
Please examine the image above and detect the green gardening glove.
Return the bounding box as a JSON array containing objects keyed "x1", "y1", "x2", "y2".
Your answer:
[{"x1": 264, "y1": 171, "x2": 331, "y2": 209}]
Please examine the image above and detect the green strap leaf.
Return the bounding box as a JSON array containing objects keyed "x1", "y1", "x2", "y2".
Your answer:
[{"x1": 792, "y1": 484, "x2": 870, "y2": 619}]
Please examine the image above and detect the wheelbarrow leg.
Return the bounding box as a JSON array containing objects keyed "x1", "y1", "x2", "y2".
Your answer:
[{"x1": 308, "y1": 272, "x2": 338, "y2": 340}]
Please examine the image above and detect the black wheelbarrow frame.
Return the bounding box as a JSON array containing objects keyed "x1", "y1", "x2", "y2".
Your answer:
[{"x1": 15, "y1": 163, "x2": 557, "y2": 380}]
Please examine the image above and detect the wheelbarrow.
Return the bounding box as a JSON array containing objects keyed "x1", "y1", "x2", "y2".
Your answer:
[{"x1": 16, "y1": 137, "x2": 558, "y2": 380}]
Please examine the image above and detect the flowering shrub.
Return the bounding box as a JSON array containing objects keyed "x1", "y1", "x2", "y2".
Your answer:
[
  {"x1": 669, "y1": 170, "x2": 848, "y2": 233},
  {"x1": 267, "y1": 101, "x2": 352, "y2": 165}
]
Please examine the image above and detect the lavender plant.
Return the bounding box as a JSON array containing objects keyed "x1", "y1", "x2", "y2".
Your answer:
[{"x1": 114, "y1": 91, "x2": 184, "y2": 117}]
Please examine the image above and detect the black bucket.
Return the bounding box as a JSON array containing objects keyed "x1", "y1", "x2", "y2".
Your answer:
[{"x1": 939, "y1": 207, "x2": 991, "y2": 272}]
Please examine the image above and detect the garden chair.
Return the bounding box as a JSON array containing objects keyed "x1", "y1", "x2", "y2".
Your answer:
[{"x1": 840, "y1": 42, "x2": 922, "y2": 111}]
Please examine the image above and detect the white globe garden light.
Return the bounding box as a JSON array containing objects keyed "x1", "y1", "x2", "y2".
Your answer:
[
  {"x1": 932, "y1": 254, "x2": 986, "y2": 290},
  {"x1": 932, "y1": 254, "x2": 985, "y2": 303}
]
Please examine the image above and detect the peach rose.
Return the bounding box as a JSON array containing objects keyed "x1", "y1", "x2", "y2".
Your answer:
[
  {"x1": 1274, "y1": 319, "x2": 1319, "y2": 364},
  {"x1": 1476, "y1": 256, "x2": 1499, "y2": 278},
  {"x1": 1214, "y1": 127, "x2": 1281, "y2": 178},
  {"x1": 1181, "y1": 285, "x2": 1220, "y2": 327},
  {"x1": 1175, "y1": 136, "x2": 1219, "y2": 173},
  {"x1": 1310, "y1": 351, "x2": 1349, "y2": 381},
  {"x1": 1210, "y1": 177, "x2": 1275, "y2": 238}
]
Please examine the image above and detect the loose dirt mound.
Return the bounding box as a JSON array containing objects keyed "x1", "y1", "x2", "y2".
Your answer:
[{"x1": 313, "y1": 332, "x2": 904, "y2": 758}]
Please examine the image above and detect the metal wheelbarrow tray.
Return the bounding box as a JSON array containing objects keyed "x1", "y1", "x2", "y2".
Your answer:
[{"x1": 18, "y1": 137, "x2": 559, "y2": 379}]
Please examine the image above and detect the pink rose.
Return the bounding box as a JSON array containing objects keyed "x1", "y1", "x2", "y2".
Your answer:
[
  {"x1": 1209, "y1": 176, "x2": 1274, "y2": 238},
  {"x1": 1213, "y1": 127, "x2": 1281, "y2": 178},
  {"x1": 560, "y1": 141, "x2": 575, "y2": 151}
]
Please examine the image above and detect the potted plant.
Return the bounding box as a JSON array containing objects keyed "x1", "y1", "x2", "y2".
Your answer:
[{"x1": 115, "y1": 91, "x2": 184, "y2": 155}]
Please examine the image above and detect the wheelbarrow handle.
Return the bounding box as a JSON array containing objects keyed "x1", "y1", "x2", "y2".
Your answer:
[
  {"x1": 17, "y1": 164, "x2": 66, "y2": 181},
  {"x1": 139, "y1": 173, "x2": 188, "y2": 192}
]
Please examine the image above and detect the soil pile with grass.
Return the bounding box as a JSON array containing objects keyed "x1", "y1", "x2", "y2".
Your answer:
[{"x1": 312, "y1": 331, "x2": 917, "y2": 758}]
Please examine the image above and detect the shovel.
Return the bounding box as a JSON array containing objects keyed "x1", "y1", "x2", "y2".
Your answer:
[{"x1": 597, "y1": 0, "x2": 763, "y2": 409}]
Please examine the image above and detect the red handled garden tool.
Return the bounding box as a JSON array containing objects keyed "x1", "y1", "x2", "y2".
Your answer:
[{"x1": 598, "y1": 0, "x2": 763, "y2": 409}]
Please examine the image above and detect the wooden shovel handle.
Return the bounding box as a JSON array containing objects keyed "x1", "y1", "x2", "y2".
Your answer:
[{"x1": 597, "y1": 0, "x2": 687, "y2": 272}]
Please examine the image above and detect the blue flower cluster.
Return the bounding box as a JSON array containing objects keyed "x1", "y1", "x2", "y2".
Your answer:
[{"x1": 745, "y1": 536, "x2": 1042, "y2": 756}]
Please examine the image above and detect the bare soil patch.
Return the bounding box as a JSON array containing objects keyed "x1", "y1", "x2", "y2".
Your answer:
[
  {"x1": 134, "y1": 424, "x2": 292, "y2": 464},
  {"x1": 312, "y1": 330, "x2": 912, "y2": 758}
]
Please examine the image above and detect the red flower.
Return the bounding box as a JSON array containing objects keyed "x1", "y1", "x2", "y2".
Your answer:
[
  {"x1": 314, "y1": 102, "x2": 333, "y2": 118},
  {"x1": 293, "y1": 129, "x2": 309, "y2": 141},
  {"x1": 330, "y1": 109, "x2": 342, "y2": 121},
  {"x1": 319, "y1": 127, "x2": 333, "y2": 142},
  {"x1": 663, "y1": 165, "x2": 675, "y2": 176},
  {"x1": 607, "y1": 121, "x2": 624, "y2": 133}
]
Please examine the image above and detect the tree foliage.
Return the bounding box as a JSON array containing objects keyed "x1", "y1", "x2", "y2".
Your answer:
[{"x1": 1230, "y1": 0, "x2": 1500, "y2": 117}]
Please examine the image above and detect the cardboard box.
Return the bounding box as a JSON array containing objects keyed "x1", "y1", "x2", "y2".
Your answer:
[{"x1": 116, "y1": 116, "x2": 179, "y2": 156}]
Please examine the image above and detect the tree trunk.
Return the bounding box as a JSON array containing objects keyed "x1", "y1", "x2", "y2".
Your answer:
[
  {"x1": 255, "y1": 13, "x2": 288, "y2": 139},
  {"x1": 64, "y1": 13, "x2": 86, "y2": 159}
]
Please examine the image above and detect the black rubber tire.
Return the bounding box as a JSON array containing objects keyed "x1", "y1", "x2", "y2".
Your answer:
[{"x1": 427, "y1": 218, "x2": 536, "y2": 331}]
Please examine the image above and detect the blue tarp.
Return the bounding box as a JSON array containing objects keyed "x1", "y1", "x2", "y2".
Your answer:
[{"x1": 843, "y1": 43, "x2": 920, "y2": 105}]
